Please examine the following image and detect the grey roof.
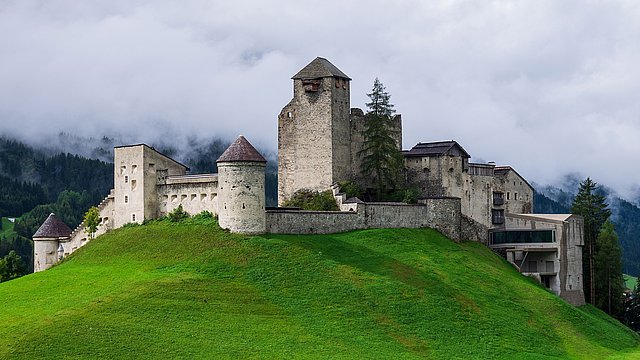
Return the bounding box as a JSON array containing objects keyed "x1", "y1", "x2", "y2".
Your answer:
[
  {"x1": 292, "y1": 57, "x2": 351, "y2": 80},
  {"x1": 217, "y1": 136, "x2": 267, "y2": 163},
  {"x1": 403, "y1": 141, "x2": 470, "y2": 158},
  {"x1": 33, "y1": 213, "x2": 72, "y2": 239}
]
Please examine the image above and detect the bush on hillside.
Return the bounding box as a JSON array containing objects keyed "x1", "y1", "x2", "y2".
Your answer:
[
  {"x1": 282, "y1": 189, "x2": 339, "y2": 211},
  {"x1": 168, "y1": 205, "x2": 190, "y2": 222}
]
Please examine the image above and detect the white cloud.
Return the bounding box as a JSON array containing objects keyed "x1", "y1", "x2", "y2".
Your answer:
[{"x1": 0, "y1": 0, "x2": 639, "y2": 197}]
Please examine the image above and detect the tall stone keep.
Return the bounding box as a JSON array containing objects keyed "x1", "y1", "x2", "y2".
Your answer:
[
  {"x1": 216, "y1": 136, "x2": 267, "y2": 234},
  {"x1": 278, "y1": 57, "x2": 352, "y2": 204}
]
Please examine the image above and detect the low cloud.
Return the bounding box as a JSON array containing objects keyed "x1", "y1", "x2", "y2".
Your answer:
[{"x1": 0, "y1": 0, "x2": 638, "y2": 197}]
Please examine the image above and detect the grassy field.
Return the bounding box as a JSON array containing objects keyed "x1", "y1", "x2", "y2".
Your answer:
[
  {"x1": 625, "y1": 274, "x2": 638, "y2": 291},
  {"x1": 0, "y1": 217, "x2": 17, "y2": 238},
  {"x1": 0, "y1": 216, "x2": 638, "y2": 359}
]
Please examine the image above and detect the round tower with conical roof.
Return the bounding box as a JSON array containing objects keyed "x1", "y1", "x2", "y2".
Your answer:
[
  {"x1": 216, "y1": 136, "x2": 267, "y2": 234},
  {"x1": 32, "y1": 213, "x2": 72, "y2": 272}
]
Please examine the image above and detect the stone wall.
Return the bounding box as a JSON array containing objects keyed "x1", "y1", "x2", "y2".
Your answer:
[
  {"x1": 266, "y1": 197, "x2": 462, "y2": 240},
  {"x1": 157, "y1": 174, "x2": 218, "y2": 217}
]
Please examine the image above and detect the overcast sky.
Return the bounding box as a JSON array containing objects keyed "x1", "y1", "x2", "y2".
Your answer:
[{"x1": 1, "y1": 1, "x2": 639, "y2": 198}]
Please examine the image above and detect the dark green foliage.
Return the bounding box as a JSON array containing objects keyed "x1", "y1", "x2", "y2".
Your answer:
[
  {"x1": 533, "y1": 190, "x2": 570, "y2": 213},
  {"x1": 0, "y1": 250, "x2": 27, "y2": 282},
  {"x1": 0, "y1": 175, "x2": 47, "y2": 216},
  {"x1": 359, "y1": 78, "x2": 403, "y2": 199},
  {"x1": 168, "y1": 204, "x2": 190, "y2": 222},
  {"x1": 282, "y1": 189, "x2": 339, "y2": 211},
  {"x1": 337, "y1": 180, "x2": 364, "y2": 200},
  {"x1": 594, "y1": 221, "x2": 625, "y2": 316},
  {"x1": 0, "y1": 137, "x2": 113, "y2": 210},
  {"x1": 571, "y1": 177, "x2": 612, "y2": 305}
]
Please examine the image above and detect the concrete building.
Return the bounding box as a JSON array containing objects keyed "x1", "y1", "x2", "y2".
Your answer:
[{"x1": 490, "y1": 214, "x2": 585, "y2": 305}]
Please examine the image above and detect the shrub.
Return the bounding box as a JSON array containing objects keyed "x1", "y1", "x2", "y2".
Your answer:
[
  {"x1": 168, "y1": 205, "x2": 190, "y2": 222},
  {"x1": 282, "y1": 189, "x2": 339, "y2": 211},
  {"x1": 338, "y1": 180, "x2": 364, "y2": 200}
]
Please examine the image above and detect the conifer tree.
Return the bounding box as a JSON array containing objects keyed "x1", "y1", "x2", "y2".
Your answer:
[
  {"x1": 571, "y1": 177, "x2": 611, "y2": 305},
  {"x1": 594, "y1": 221, "x2": 625, "y2": 315},
  {"x1": 359, "y1": 78, "x2": 403, "y2": 199}
]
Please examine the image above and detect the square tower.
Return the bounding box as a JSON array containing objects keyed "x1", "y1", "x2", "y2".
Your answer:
[
  {"x1": 278, "y1": 57, "x2": 352, "y2": 204},
  {"x1": 113, "y1": 144, "x2": 188, "y2": 227}
]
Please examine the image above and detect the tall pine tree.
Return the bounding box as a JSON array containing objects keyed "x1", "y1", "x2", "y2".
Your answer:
[
  {"x1": 571, "y1": 177, "x2": 611, "y2": 305},
  {"x1": 359, "y1": 78, "x2": 403, "y2": 199},
  {"x1": 594, "y1": 221, "x2": 625, "y2": 315}
]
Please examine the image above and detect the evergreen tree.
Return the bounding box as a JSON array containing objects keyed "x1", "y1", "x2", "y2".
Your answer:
[
  {"x1": 0, "y1": 250, "x2": 26, "y2": 282},
  {"x1": 594, "y1": 221, "x2": 625, "y2": 315},
  {"x1": 571, "y1": 177, "x2": 611, "y2": 305},
  {"x1": 359, "y1": 78, "x2": 403, "y2": 199}
]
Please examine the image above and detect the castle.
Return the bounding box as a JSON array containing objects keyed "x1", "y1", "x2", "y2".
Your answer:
[{"x1": 32, "y1": 57, "x2": 585, "y2": 305}]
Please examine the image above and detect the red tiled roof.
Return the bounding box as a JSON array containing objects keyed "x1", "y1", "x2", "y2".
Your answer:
[{"x1": 216, "y1": 136, "x2": 267, "y2": 163}]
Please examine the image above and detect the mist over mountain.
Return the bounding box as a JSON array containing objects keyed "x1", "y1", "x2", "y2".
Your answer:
[{"x1": 535, "y1": 179, "x2": 640, "y2": 277}]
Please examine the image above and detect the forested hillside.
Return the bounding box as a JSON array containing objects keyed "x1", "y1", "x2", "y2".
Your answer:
[{"x1": 535, "y1": 184, "x2": 640, "y2": 277}]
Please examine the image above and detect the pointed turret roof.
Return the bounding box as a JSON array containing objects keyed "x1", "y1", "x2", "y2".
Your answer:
[
  {"x1": 33, "y1": 213, "x2": 72, "y2": 239},
  {"x1": 292, "y1": 57, "x2": 351, "y2": 80},
  {"x1": 216, "y1": 136, "x2": 267, "y2": 163}
]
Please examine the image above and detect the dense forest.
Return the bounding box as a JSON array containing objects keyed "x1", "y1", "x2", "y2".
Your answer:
[{"x1": 535, "y1": 184, "x2": 640, "y2": 277}]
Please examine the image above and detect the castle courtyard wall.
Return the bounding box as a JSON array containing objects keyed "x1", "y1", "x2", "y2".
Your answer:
[{"x1": 266, "y1": 198, "x2": 462, "y2": 240}]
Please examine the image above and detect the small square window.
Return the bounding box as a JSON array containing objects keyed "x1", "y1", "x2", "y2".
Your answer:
[{"x1": 124, "y1": 195, "x2": 129, "y2": 204}]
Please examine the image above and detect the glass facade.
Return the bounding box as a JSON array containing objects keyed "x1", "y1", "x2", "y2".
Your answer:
[{"x1": 490, "y1": 230, "x2": 555, "y2": 245}]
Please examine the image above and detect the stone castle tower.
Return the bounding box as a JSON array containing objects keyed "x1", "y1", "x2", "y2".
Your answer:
[
  {"x1": 277, "y1": 57, "x2": 402, "y2": 204},
  {"x1": 217, "y1": 136, "x2": 267, "y2": 234},
  {"x1": 278, "y1": 57, "x2": 352, "y2": 204}
]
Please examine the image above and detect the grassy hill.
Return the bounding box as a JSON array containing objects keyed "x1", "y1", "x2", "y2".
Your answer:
[{"x1": 0, "y1": 217, "x2": 639, "y2": 359}]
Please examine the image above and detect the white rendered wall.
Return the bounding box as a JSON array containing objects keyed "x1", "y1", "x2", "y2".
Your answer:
[{"x1": 218, "y1": 161, "x2": 266, "y2": 234}]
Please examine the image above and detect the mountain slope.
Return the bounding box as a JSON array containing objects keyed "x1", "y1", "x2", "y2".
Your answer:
[{"x1": 0, "y1": 219, "x2": 638, "y2": 359}]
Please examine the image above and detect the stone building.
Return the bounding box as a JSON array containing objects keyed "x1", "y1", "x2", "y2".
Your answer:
[
  {"x1": 277, "y1": 57, "x2": 401, "y2": 204},
  {"x1": 34, "y1": 136, "x2": 268, "y2": 271},
  {"x1": 32, "y1": 56, "x2": 584, "y2": 306}
]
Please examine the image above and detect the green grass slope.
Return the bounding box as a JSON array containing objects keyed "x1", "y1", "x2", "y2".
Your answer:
[{"x1": 0, "y1": 217, "x2": 638, "y2": 359}]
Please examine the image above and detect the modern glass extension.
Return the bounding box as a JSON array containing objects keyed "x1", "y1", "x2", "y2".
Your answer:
[{"x1": 490, "y1": 229, "x2": 555, "y2": 245}]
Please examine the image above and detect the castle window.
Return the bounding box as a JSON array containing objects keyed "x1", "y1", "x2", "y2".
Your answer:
[
  {"x1": 201, "y1": 194, "x2": 206, "y2": 201},
  {"x1": 120, "y1": 165, "x2": 126, "y2": 174},
  {"x1": 191, "y1": 194, "x2": 197, "y2": 201},
  {"x1": 124, "y1": 176, "x2": 129, "y2": 183},
  {"x1": 514, "y1": 192, "x2": 518, "y2": 200},
  {"x1": 132, "y1": 214, "x2": 136, "y2": 222},
  {"x1": 171, "y1": 195, "x2": 177, "y2": 202},
  {"x1": 124, "y1": 195, "x2": 129, "y2": 204},
  {"x1": 242, "y1": 203, "x2": 245, "y2": 209},
  {"x1": 132, "y1": 165, "x2": 138, "y2": 174},
  {"x1": 181, "y1": 195, "x2": 187, "y2": 202},
  {"x1": 149, "y1": 163, "x2": 155, "y2": 171},
  {"x1": 287, "y1": 111, "x2": 293, "y2": 118},
  {"x1": 507, "y1": 192, "x2": 510, "y2": 200},
  {"x1": 131, "y1": 180, "x2": 137, "y2": 190}
]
